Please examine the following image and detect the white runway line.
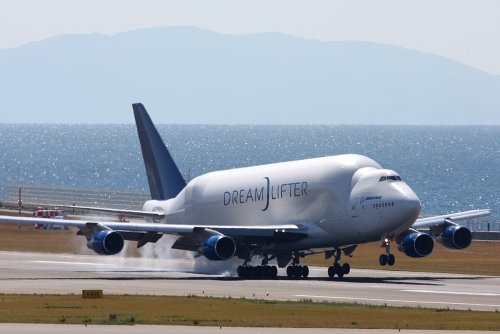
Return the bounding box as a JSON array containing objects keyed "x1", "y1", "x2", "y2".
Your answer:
[
  {"x1": 30, "y1": 260, "x2": 108, "y2": 266},
  {"x1": 402, "y1": 289, "x2": 500, "y2": 296}
]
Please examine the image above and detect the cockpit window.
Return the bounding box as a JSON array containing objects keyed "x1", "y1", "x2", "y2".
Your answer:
[{"x1": 379, "y1": 175, "x2": 402, "y2": 182}]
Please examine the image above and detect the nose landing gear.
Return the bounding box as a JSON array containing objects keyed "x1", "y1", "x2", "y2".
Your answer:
[
  {"x1": 379, "y1": 237, "x2": 395, "y2": 266},
  {"x1": 328, "y1": 248, "x2": 351, "y2": 279}
]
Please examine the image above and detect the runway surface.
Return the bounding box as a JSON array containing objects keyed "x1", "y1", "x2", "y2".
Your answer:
[
  {"x1": 1, "y1": 324, "x2": 498, "y2": 334},
  {"x1": 1, "y1": 251, "x2": 500, "y2": 312}
]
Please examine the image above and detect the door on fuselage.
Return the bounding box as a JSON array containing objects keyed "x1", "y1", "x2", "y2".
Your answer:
[{"x1": 351, "y1": 197, "x2": 362, "y2": 218}]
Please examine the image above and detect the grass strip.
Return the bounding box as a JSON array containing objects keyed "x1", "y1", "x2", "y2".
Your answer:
[{"x1": 0, "y1": 294, "x2": 499, "y2": 330}]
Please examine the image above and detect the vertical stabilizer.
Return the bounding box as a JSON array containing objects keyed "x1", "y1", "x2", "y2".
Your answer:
[{"x1": 133, "y1": 103, "x2": 186, "y2": 200}]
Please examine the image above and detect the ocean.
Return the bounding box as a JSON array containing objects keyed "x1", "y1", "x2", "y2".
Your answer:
[{"x1": 0, "y1": 124, "x2": 498, "y2": 225}]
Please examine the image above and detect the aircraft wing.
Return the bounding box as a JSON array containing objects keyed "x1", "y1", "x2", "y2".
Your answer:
[
  {"x1": 55, "y1": 205, "x2": 165, "y2": 219},
  {"x1": 0, "y1": 215, "x2": 307, "y2": 245},
  {"x1": 412, "y1": 209, "x2": 491, "y2": 229}
]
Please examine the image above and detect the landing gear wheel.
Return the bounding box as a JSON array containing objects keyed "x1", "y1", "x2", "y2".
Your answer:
[
  {"x1": 287, "y1": 265, "x2": 307, "y2": 279},
  {"x1": 301, "y1": 265, "x2": 309, "y2": 278},
  {"x1": 387, "y1": 253, "x2": 395, "y2": 266},
  {"x1": 328, "y1": 248, "x2": 351, "y2": 279},
  {"x1": 379, "y1": 254, "x2": 388, "y2": 266},
  {"x1": 237, "y1": 266, "x2": 244, "y2": 278},
  {"x1": 380, "y1": 237, "x2": 395, "y2": 267},
  {"x1": 270, "y1": 266, "x2": 278, "y2": 279},
  {"x1": 255, "y1": 266, "x2": 264, "y2": 279},
  {"x1": 238, "y1": 265, "x2": 278, "y2": 280},
  {"x1": 333, "y1": 262, "x2": 341, "y2": 274},
  {"x1": 328, "y1": 266, "x2": 335, "y2": 278},
  {"x1": 342, "y1": 263, "x2": 351, "y2": 275},
  {"x1": 286, "y1": 265, "x2": 294, "y2": 278},
  {"x1": 237, "y1": 265, "x2": 248, "y2": 279},
  {"x1": 335, "y1": 263, "x2": 344, "y2": 278},
  {"x1": 262, "y1": 265, "x2": 271, "y2": 279}
]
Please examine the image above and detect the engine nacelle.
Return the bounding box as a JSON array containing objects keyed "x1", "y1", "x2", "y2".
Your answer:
[
  {"x1": 398, "y1": 232, "x2": 434, "y2": 258},
  {"x1": 88, "y1": 230, "x2": 124, "y2": 255},
  {"x1": 438, "y1": 225, "x2": 472, "y2": 250},
  {"x1": 200, "y1": 235, "x2": 236, "y2": 261}
]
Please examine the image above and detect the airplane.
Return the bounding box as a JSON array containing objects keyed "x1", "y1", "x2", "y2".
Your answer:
[{"x1": 0, "y1": 103, "x2": 491, "y2": 280}]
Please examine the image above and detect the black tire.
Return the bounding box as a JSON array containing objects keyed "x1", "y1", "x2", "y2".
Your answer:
[
  {"x1": 379, "y1": 254, "x2": 388, "y2": 266},
  {"x1": 328, "y1": 266, "x2": 335, "y2": 278},
  {"x1": 334, "y1": 263, "x2": 344, "y2": 278},
  {"x1": 265, "y1": 266, "x2": 275, "y2": 279},
  {"x1": 293, "y1": 266, "x2": 301, "y2": 279},
  {"x1": 247, "y1": 266, "x2": 255, "y2": 279},
  {"x1": 262, "y1": 266, "x2": 270, "y2": 279},
  {"x1": 387, "y1": 254, "x2": 395, "y2": 266},
  {"x1": 237, "y1": 266, "x2": 244, "y2": 279},
  {"x1": 241, "y1": 266, "x2": 250, "y2": 279},
  {"x1": 342, "y1": 263, "x2": 351, "y2": 275},
  {"x1": 286, "y1": 266, "x2": 294, "y2": 278},
  {"x1": 329, "y1": 263, "x2": 342, "y2": 278},
  {"x1": 270, "y1": 266, "x2": 278, "y2": 279},
  {"x1": 302, "y1": 265, "x2": 309, "y2": 278},
  {"x1": 255, "y1": 266, "x2": 264, "y2": 279}
]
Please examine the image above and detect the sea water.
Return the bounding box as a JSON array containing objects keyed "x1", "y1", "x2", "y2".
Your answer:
[{"x1": 0, "y1": 124, "x2": 498, "y2": 225}]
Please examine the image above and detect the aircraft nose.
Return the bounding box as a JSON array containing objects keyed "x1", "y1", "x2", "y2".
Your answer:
[{"x1": 403, "y1": 190, "x2": 421, "y2": 221}]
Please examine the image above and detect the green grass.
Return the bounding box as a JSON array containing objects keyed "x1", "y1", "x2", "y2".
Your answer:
[{"x1": 0, "y1": 294, "x2": 499, "y2": 329}]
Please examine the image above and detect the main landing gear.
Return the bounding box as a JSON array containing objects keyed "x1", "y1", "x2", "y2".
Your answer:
[
  {"x1": 286, "y1": 252, "x2": 309, "y2": 279},
  {"x1": 379, "y1": 237, "x2": 395, "y2": 266},
  {"x1": 237, "y1": 265, "x2": 277, "y2": 279},
  {"x1": 237, "y1": 255, "x2": 278, "y2": 280},
  {"x1": 328, "y1": 248, "x2": 350, "y2": 279}
]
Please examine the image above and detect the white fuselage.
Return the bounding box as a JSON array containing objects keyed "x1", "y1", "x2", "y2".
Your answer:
[{"x1": 143, "y1": 154, "x2": 421, "y2": 252}]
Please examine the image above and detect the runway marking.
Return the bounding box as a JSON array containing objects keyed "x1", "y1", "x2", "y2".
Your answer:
[
  {"x1": 294, "y1": 294, "x2": 500, "y2": 308},
  {"x1": 31, "y1": 260, "x2": 108, "y2": 266},
  {"x1": 402, "y1": 289, "x2": 500, "y2": 296}
]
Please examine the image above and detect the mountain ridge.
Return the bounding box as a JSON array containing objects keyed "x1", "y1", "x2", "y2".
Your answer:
[{"x1": 1, "y1": 26, "x2": 499, "y2": 124}]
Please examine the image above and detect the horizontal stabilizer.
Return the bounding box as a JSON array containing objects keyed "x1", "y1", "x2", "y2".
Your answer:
[{"x1": 56, "y1": 204, "x2": 165, "y2": 219}]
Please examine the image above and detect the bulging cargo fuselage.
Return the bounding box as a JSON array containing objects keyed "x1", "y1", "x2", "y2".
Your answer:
[{"x1": 143, "y1": 153, "x2": 421, "y2": 253}]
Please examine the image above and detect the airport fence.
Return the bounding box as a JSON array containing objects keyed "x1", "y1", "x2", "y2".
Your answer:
[
  {"x1": 1, "y1": 184, "x2": 498, "y2": 232},
  {"x1": 2, "y1": 185, "x2": 150, "y2": 210}
]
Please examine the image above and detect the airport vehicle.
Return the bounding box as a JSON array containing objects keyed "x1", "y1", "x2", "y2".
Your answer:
[
  {"x1": 0, "y1": 103, "x2": 491, "y2": 279},
  {"x1": 33, "y1": 209, "x2": 67, "y2": 229}
]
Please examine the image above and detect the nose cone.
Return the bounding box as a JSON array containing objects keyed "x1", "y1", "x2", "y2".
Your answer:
[
  {"x1": 403, "y1": 189, "x2": 421, "y2": 223},
  {"x1": 386, "y1": 184, "x2": 421, "y2": 233},
  {"x1": 399, "y1": 186, "x2": 421, "y2": 227}
]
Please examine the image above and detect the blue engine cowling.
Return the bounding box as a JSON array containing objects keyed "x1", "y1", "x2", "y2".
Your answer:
[
  {"x1": 398, "y1": 232, "x2": 434, "y2": 258},
  {"x1": 201, "y1": 235, "x2": 236, "y2": 261},
  {"x1": 439, "y1": 225, "x2": 472, "y2": 249},
  {"x1": 88, "y1": 230, "x2": 124, "y2": 255}
]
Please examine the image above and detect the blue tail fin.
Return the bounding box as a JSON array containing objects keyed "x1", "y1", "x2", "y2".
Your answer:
[{"x1": 133, "y1": 103, "x2": 186, "y2": 200}]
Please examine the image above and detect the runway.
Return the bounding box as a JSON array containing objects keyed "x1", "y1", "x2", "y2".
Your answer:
[
  {"x1": 0, "y1": 324, "x2": 498, "y2": 334},
  {"x1": 0, "y1": 324, "x2": 497, "y2": 334},
  {"x1": 1, "y1": 251, "x2": 499, "y2": 312}
]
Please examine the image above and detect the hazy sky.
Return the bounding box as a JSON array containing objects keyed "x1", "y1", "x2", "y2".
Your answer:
[{"x1": 1, "y1": 0, "x2": 500, "y2": 75}]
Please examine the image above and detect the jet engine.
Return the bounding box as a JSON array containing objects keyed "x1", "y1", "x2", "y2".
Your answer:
[
  {"x1": 88, "y1": 230, "x2": 124, "y2": 255},
  {"x1": 398, "y1": 232, "x2": 434, "y2": 258},
  {"x1": 438, "y1": 225, "x2": 472, "y2": 250},
  {"x1": 200, "y1": 235, "x2": 236, "y2": 261}
]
